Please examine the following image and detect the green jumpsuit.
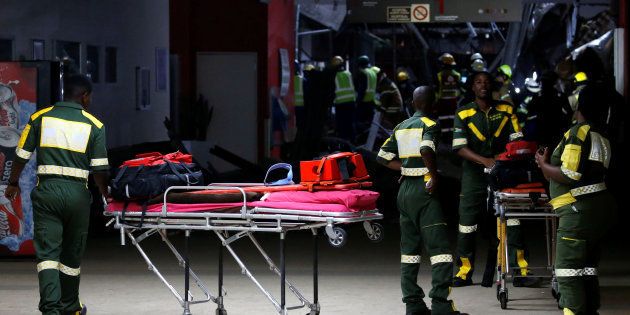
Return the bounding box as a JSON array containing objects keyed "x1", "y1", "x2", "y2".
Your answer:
[
  {"x1": 452, "y1": 101, "x2": 529, "y2": 281},
  {"x1": 548, "y1": 122, "x2": 615, "y2": 315},
  {"x1": 378, "y1": 111, "x2": 457, "y2": 315},
  {"x1": 15, "y1": 101, "x2": 108, "y2": 315}
]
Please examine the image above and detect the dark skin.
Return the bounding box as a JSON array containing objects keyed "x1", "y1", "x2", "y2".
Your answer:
[
  {"x1": 380, "y1": 86, "x2": 440, "y2": 193},
  {"x1": 535, "y1": 110, "x2": 586, "y2": 185},
  {"x1": 456, "y1": 72, "x2": 496, "y2": 169},
  {"x1": 4, "y1": 92, "x2": 111, "y2": 202}
]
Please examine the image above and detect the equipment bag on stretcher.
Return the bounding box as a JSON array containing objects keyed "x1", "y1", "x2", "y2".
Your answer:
[{"x1": 488, "y1": 141, "x2": 545, "y2": 190}]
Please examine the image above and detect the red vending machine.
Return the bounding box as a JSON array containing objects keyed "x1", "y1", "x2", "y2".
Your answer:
[{"x1": 0, "y1": 61, "x2": 61, "y2": 256}]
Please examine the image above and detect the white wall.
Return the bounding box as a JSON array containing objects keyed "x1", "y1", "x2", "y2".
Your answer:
[{"x1": 0, "y1": 0, "x2": 170, "y2": 148}]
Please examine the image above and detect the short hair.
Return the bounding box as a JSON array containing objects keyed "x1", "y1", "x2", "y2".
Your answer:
[{"x1": 63, "y1": 74, "x2": 92, "y2": 99}]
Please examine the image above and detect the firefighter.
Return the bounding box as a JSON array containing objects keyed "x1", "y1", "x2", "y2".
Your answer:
[
  {"x1": 330, "y1": 56, "x2": 356, "y2": 141},
  {"x1": 378, "y1": 86, "x2": 467, "y2": 315},
  {"x1": 4, "y1": 74, "x2": 110, "y2": 315},
  {"x1": 436, "y1": 53, "x2": 461, "y2": 136},
  {"x1": 493, "y1": 64, "x2": 515, "y2": 104},
  {"x1": 535, "y1": 83, "x2": 616, "y2": 315},
  {"x1": 376, "y1": 69, "x2": 404, "y2": 124},
  {"x1": 354, "y1": 55, "x2": 378, "y2": 132},
  {"x1": 451, "y1": 70, "x2": 539, "y2": 287},
  {"x1": 567, "y1": 72, "x2": 588, "y2": 113},
  {"x1": 396, "y1": 70, "x2": 416, "y2": 116}
]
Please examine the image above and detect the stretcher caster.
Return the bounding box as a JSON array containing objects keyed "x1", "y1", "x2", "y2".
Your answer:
[
  {"x1": 366, "y1": 222, "x2": 384, "y2": 243},
  {"x1": 327, "y1": 226, "x2": 347, "y2": 248},
  {"x1": 216, "y1": 308, "x2": 227, "y2": 315},
  {"x1": 499, "y1": 291, "x2": 508, "y2": 309}
]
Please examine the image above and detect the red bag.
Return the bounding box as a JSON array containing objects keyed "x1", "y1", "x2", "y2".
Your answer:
[
  {"x1": 120, "y1": 151, "x2": 193, "y2": 167},
  {"x1": 300, "y1": 152, "x2": 369, "y2": 188},
  {"x1": 497, "y1": 141, "x2": 538, "y2": 161}
]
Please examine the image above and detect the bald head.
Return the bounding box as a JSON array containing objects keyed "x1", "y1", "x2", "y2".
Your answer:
[{"x1": 413, "y1": 86, "x2": 435, "y2": 113}]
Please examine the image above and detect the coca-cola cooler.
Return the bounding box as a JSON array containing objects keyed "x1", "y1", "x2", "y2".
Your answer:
[{"x1": 0, "y1": 61, "x2": 61, "y2": 256}]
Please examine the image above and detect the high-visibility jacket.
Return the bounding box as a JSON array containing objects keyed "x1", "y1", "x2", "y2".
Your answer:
[
  {"x1": 294, "y1": 75, "x2": 304, "y2": 107},
  {"x1": 437, "y1": 69, "x2": 461, "y2": 99},
  {"x1": 334, "y1": 70, "x2": 356, "y2": 104},
  {"x1": 361, "y1": 67, "x2": 377, "y2": 102}
]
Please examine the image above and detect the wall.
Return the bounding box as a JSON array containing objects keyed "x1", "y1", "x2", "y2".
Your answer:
[{"x1": 0, "y1": 0, "x2": 170, "y2": 148}]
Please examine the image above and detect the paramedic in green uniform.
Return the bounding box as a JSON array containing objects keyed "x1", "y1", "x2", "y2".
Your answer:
[
  {"x1": 5, "y1": 75, "x2": 110, "y2": 315},
  {"x1": 451, "y1": 70, "x2": 539, "y2": 287},
  {"x1": 535, "y1": 83, "x2": 616, "y2": 315},
  {"x1": 378, "y1": 86, "x2": 467, "y2": 315}
]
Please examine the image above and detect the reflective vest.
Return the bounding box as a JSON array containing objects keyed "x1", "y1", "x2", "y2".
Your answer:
[
  {"x1": 294, "y1": 75, "x2": 304, "y2": 107},
  {"x1": 361, "y1": 67, "x2": 377, "y2": 102},
  {"x1": 334, "y1": 70, "x2": 356, "y2": 104},
  {"x1": 437, "y1": 70, "x2": 461, "y2": 99}
]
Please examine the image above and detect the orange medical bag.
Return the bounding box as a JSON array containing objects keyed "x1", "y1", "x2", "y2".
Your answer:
[{"x1": 300, "y1": 152, "x2": 370, "y2": 188}]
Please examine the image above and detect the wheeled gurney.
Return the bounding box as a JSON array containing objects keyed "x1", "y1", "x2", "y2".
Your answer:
[
  {"x1": 104, "y1": 185, "x2": 384, "y2": 315},
  {"x1": 492, "y1": 185, "x2": 558, "y2": 309}
]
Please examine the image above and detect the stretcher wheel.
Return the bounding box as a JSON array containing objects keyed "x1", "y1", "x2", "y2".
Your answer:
[
  {"x1": 499, "y1": 291, "x2": 508, "y2": 309},
  {"x1": 216, "y1": 309, "x2": 227, "y2": 315},
  {"x1": 327, "y1": 227, "x2": 348, "y2": 248},
  {"x1": 366, "y1": 223, "x2": 384, "y2": 242}
]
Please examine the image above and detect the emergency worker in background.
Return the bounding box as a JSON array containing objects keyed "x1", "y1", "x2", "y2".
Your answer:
[
  {"x1": 5, "y1": 74, "x2": 110, "y2": 315},
  {"x1": 451, "y1": 70, "x2": 539, "y2": 288},
  {"x1": 354, "y1": 55, "x2": 378, "y2": 132},
  {"x1": 436, "y1": 53, "x2": 461, "y2": 136},
  {"x1": 493, "y1": 64, "x2": 515, "y2": 105},
  {"x1": 378, "y1": 86, "x2": 467, "y2": 315},
  {"x1": 376, "y1": 69, "x2": 404, "y2": 124},
  {"x1": 535, "y1": 83, "x2": 616, "y2": 315},
  {"x1": 330, "y1": 56, "x2": 356, "y2": 141}
]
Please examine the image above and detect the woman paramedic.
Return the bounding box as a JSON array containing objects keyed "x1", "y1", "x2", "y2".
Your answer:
[{"x1": 535, "y1": 83, "x2": 617, "y2": 315}]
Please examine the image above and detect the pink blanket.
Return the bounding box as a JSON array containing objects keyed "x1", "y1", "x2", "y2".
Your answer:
[{"x1": 107, "y1": 189, "x2": 379, "y2": 213}]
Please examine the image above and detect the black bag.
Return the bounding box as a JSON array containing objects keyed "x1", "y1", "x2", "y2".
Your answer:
[{"x1": 488, "y1": 158, "x2": 544, "y2": 190}]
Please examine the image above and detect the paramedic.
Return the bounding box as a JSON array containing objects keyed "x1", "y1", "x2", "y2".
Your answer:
[
  {"x1": 535, "y1": 83, "x2": 616, "y2": 315},
  {"x1": 378, "y1": 86, "x2": 467, "y2": 315},
  {"x1": 451, "y1": 70, "x2": 538, "y2": 287},
  {"x1": 4, "y1": 74, "x2": 110, "y2": 315}
]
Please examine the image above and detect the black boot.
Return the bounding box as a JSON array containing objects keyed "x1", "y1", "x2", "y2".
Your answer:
[{"x1": 452, "y1": 276, "x2": 473, "y2": 287}]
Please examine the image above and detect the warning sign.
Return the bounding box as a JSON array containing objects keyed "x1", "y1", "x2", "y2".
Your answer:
[
  {"x1": 411, "y1": 4, "x2": 431, "y2": 23},
  {"x1": 387, "y1": 6, "x2": 411, "y2": 23}
]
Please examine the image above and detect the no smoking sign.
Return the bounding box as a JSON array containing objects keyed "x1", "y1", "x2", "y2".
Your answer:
[{"x1": 411, "y1": 4, "x2": 431, "y2": 23}]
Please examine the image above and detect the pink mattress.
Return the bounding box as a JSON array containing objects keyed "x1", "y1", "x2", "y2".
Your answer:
[{"x1": 107, "y1": 189, "x2": 379, "y2": 213}]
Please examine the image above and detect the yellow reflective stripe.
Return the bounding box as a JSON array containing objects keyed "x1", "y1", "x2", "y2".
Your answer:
[
  {"x1": 494, "y1": 116, "x2": 509, "y2": 137},
  {"x1": 40, "y1": 117, "x2": 92, "y2": 153},
  {"x1": 401, "y1": 167, "x2": 429, "y2": 176},
  {"x1": 453, "y1": 138, "x2": 467, "y2": 147},
  {"x1": 37, "y1": 165, "x2": 89, "y2": 179},
  {"x1": 81, "y1": 110, "x2": 104, "y2": 129},
  {"x1": 17, "y1": 123, "x2": 31, "y2": 149},
  {"x1": 561, "y1": 236, "x2": 581, "y2": 241},
  {"x1": 90, "y1": 158, "x2": 109, "y2": 167},
  {"x1": 59, "y1": 263, "x2": 80, "y2": 276},
  {"x1": 516, "y1": 249, "x2": 528, "y2": 276},
  {"x1": 456, "y1": 257, "x2": 472, "y2": 280},
  {"x1": 561, "y1": 143, "x2": 582, "y2": 172},
  {"x1": 401, "y1": 255, "x2": 421, "y2": 264},
  {"x1": 15, "y1": 147, "x2": 32, "y2": 160},
  {"x1": 37, "y1": 260, "x2": 59, "y2": 272},
  {"x1": 549, "y1": 192, "x2": 577, "y2": 209},
  {"x1": 458, "y1": 224, "x2": 477, "y2": 233},
  {"x1": 577, "y1": 124, "x2": 590, "y2": 141},
  {"x1": 495, "y1": 104, "x2": 513, "y2": 114},
  {"x1": 511, "y1": 114, "x2": 520, "y2": 132},
  {"x1": 564, "y1": 130, "x2": 571, "y2": 140},
  {"x1": 30, "y1": 106, "x2": 54, "y2": 121},
  {"x1": 467, "y1": 123, "x2": 486, "y2": 141},
  {"x1": 457, "y1": 108, "x2": 477, "y2": 120},
  {"x1": 420, "y1": 117, "x2": 436, "y2": 127},
  {"x1": 510, "y1": 132, "x2": 524, "y2": 141},
  {"x1": 377, "y1": 149, "x2": 396, "y2": 161}
]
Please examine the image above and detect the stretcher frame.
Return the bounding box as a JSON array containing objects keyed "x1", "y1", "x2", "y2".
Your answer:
[
  {"x1": 492, "y1": 189, "x2": 558, "y2": 310},
  {"x1": 104, "y1": 185, "x2": 384, "y2": 315}
]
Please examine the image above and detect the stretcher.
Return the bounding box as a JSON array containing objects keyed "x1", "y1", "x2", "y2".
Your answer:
[
  {"x1": 492, "y1": 184, "x2": 558, "y2": 309},
  {"x1": 104, "y1": 185, "x2": 384, "y2": 315}
]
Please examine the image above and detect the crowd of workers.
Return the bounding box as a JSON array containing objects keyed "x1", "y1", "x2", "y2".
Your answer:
[{"x1": 291, "y1": 50, "x2": 620, "y2": 315}]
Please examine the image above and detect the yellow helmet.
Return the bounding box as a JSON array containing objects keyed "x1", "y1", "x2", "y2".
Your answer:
[
  {"x1": 397, "y1": 71, "x2": 409, "y2": 81},
  {"x1": 439, "y1": 53, "x2": 456, "y2": 66},
  {"x1": 498, "y1": 64, "x2": 512, "y2": 79},
  {"x1": 574, "y1": 72, "x2": 588, "y2": 83},
  {"x1": 330, "y1": 56, "x2": 344, "y2": 67}
]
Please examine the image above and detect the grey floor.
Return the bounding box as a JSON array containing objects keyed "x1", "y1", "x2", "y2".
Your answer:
[{"x1": 1, "y1": 222, "x2": 629, "y2": 315}]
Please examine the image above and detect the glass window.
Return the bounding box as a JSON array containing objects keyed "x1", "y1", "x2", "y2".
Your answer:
[{"x1": 86, "y1": 45, "x2": 99, "y2": 83}]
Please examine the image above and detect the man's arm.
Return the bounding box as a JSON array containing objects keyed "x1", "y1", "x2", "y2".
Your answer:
[
  {"x1": 4, "y1": 160, "x2": 26, "y2": 201},
  {"x1": 457, "y1": 147, "x2": 495, "y2": 169},
  {"x1": 92, "y1": 171, "x2": 110, "y2": 198}
]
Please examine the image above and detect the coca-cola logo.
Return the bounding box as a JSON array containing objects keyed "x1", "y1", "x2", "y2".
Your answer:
[{"x1": 0, "y1": 107, "x2": 18, "y2": 127}]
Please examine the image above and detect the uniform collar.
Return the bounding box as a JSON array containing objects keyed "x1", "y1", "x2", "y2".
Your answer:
[
  {"x1": 412, "y1": 110, "x2": 425, "y2": 118},
  {"x1": 54, "y1": 101, "x2": 84, "y2": 110}
]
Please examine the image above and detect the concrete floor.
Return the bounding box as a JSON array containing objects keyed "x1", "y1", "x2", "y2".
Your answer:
[{"x1": 1, "y1": 222, "x2": 629, "y2": 315}]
